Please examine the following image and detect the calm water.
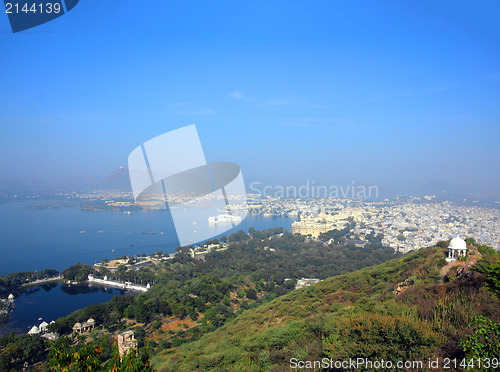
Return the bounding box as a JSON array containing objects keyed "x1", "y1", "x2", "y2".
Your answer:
[
  {"x1": 0, "y1": 282, "x2": 127, "y2": 335},
  {"x1": 0, "y1": 202, "x2": 296, "y2": 274},
  {"x1": 0, "y1": 203, "x2": 295, "y2": 334}
]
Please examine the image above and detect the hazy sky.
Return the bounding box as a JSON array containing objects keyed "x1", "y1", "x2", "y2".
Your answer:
[{"x1": 1, "y1": 1, "x2": 499, "y2": 195}]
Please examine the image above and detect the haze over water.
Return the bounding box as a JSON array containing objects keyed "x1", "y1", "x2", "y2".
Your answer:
[{"x1": 0, "y1": 202, "x2": 295, "y2": 274}]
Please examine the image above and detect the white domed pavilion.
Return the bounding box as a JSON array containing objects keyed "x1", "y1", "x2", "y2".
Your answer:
[
  {"x1": 446, "y1": 237, "x2": 467, "y2": 262},
  {"x1": 28, "y1": 325, "x2": 39, "y2": 335}
]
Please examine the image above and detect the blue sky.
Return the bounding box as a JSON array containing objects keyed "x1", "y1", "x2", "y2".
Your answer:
[{"x1": 1, "y1": 1, "x2": 499, "y2": 195}]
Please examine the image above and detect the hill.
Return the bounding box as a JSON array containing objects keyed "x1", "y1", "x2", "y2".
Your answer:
[
  {"x1": 98, "y1": 166, "x2": 131, "y2": 190},
  {"x1": 414, "y1": 180, "x2": 471, "y2": 197},
  {"x1": 153, "y1": 242, "x2": 500, "y2": 371}
]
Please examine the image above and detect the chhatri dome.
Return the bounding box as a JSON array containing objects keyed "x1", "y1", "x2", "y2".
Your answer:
[
  {"x1": 449, "y1": 237, "x2": 466, "y2": 250},
  {"x1": 446, "y1": 237, "x2": 467, "y2": 261}
]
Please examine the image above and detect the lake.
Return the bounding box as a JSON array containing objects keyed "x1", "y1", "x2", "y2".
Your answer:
[
  {"x1": 0, "y1": 202, "x2": 296, "y2": 274},
  {"x1": 0, "y1": 282, "x2": 127, "y2": 335},
  {"x1": 0, "y1": 202, "x2": 295, "y2": 335}
]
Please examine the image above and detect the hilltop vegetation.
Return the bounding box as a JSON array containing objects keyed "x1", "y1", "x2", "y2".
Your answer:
[
  {"x1": 154, "y1": 241, "x2": 500, "y2": 371},
  {"x1": 47, "y1": 228, "x2": 399, "y2": 352},
  {"x1": 1, "y1": 228, "x2": 498, "y2": 371},
  {"x1": 0, "y1": 227, "x2": 400, "y2": 370}
]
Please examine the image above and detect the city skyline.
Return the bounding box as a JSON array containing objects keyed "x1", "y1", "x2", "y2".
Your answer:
[{"x1": 1, "y1": 1, "x2": 499, "y2": 196}]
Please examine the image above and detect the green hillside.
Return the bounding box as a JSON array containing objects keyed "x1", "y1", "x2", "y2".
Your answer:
[{"x1": 154, "y1": 243, "x2": 500, "y2": 371}]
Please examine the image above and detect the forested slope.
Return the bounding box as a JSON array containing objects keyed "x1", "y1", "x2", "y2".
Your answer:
[{"x1": 155, "y1": 242, "x2": 500, "y2": 371}]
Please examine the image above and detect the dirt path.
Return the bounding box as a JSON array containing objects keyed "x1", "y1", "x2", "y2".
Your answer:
[
  {"x1": 440, "y1": 249, "x2": 478, "y2": 280},
  {"x1": 440, "y1": 261, "x2": 458, "y2": 279}
]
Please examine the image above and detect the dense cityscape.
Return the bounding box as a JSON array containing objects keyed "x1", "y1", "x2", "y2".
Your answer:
[{"x1": 250, "y1": 195, "x2": 500, "y2": 252}]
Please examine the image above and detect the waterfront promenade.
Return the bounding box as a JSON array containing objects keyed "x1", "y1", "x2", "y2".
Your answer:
[
  {"x1": 87, "y1": 275, "x2": 150, "y2": 292},
  {"x1": 21, "y1": 276, "x2": 62, "y2": 287}
]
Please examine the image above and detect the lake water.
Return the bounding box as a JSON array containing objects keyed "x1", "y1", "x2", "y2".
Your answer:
[
  {"x1": 0, "y1": 202, "x2": 296, "y2": 274},
  {"x1": 0, "y1": 202, "x2": 295, "y2": 334},
  {"x1": 0, "y1": 282, "x2": 127, "y2": 335}
]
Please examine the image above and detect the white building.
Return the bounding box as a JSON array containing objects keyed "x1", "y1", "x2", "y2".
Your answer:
[
  {"x1": 28, "y1": 325, "x2": 39, "y2": 335},
  {"x1": 27, "y1": 320, "x2": 56, "y2": 336},
  {"x1": 446, "y1": 237, "x2": 467, "y2": 262},
  {"x1": 39, "y1": 321, "x2": 49, "y2": 333},
  {"x1": 295, "y1": 278, "x2": 321, "y2": 290}
]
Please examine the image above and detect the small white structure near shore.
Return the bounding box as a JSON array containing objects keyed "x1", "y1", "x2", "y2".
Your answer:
[
  {"x1": 446, "y1": 237, "x2": 467, "y2": 262},
  {"x1": 87, "y1": 275, "x2": 150, "y2": 292},
  {"x1": 28, "y1": 320, "x2": 56, "y2": 337},
  {"x1": 28, "y1": 325, "x2": 39, "y2": 335}
]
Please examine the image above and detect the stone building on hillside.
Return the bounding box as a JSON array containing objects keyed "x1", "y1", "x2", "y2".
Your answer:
[{"x1": 118, "y1": 330, "x2": 138, "y2": 357}]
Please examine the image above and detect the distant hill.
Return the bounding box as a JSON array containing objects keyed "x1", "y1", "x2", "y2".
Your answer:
[
  {"x1": 98, "y1": 166, "x2": 131, "y2": 191},
  {"x1": 154, "y1": 243, "x2": 500, "y2": 371},
  {"x1": 0, "y1": 173, "x2": 118, "y2": 192},
  {"x1": 411, "y1": 181, "x2": 500, "y2": 209},
  {"x1": 0, "y1": 178, "x2": 33, "y2": 192},
  {"x1": 414, "y1": 180, "x2": 471, "y2": 197}
]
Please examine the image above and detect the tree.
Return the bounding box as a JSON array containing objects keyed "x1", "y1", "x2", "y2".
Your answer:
[
  {"x1": 116, "y1": 265, "x2": 128, "y2": 278},
  {"x1": 460, "y1": 316, "x2": 500, "y2": 369},
  {"x1": 245, "y1": 288, "x2": 257, "y2": 300},
  {"x1": 61, "y1": 263, "x2": 94, "y2": 282},
  {"x1": 485, "y1": 262, "x2": 500, "y2": 296},
  {"x1": 174, "y1": 246, "x2": 193, "y2": 262},
  {"x1": 204, "y1": 239, "x2": 219, "y2": 246},
  {"x1": 229, "y1": 230, "x2": 249, "y2": 242},
  {"x1": 48, "y1": 316, "x2": 74, "y2": 335},
  {"x1": 465, "y1": 237, "x2": 476, "y2": 245},
  {"x1": 7, "y1": 335, "x2": 46, "y2": 368},
  {"x1": 40, "y1": 269, "x2": 59, "y2": 277},
  {"x1": 49, "y1": 339, "x2": 154, "y2": 371},
  {"x1": 135, "y1": 299, "x2": 149, "y2": 323},
  {"x1": 135, "y1": 328, "x2": 147, "y2": 349},
  {"x1": 124, "y1": 305, "x2": 135, "y2": 319},
  {"x1": 437, "y1": 240, "x2": 449, "y2": 248}
]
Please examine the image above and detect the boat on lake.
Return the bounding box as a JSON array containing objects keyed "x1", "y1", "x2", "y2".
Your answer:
[{"x1": 208, "y1": 214, "x2": 242, "y2": 224}]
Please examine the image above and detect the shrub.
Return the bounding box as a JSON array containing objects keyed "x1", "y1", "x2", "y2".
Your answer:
[
  {"x1": 485, "y1": 262, "x2": 500, "y2": 296},
  {"x1": 460, "y1": 315, "x2": 500, "y2": 368},
  {"x1": 323, "y1": 313, "x2": 437, "y2": 364}
]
